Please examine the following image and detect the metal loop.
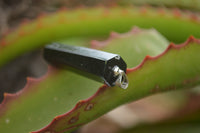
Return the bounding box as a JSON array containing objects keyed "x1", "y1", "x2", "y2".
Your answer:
[{"x1": 113, "y1": 66, "x2": 129, "y2": 89}]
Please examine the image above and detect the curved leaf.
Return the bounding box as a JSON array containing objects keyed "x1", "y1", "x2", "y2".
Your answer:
[
  {"x1": 1, "y1": 6, "x2": 200, "y2": 133},
  {"x1": 0, "y1": 28, "x2": 168, "y2": 133},
  {"x1": 119, "y1": 0, "x2": 200, "y2": 11},
  {"x1": 0, "y1": 27, "x2": 200, "y2": 132},
  {"x1": 35, "y1": 35, "x2": 200, "y2": 133},
  {"x1": 1, "y1": 7, "x2": 200, "y2": 67}
]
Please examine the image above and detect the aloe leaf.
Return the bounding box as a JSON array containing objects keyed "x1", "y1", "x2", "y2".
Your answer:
[
  {"x1": 37, "y1": 35, "x2": 200, "y2": 133},
  {"x1": 0, "y1": 26, "x2": 200, "y2": 133},
  {"x1": 1, "y1": 7, "x2": 200, "y2": 67},
  {"x1": 119, "y1": 0, "x2": 200, "y2": 11},
  {"x1": 1, "y1": 6, "x2": 200, "y2": 133},
  {"x1": 0, "y1": 28, "x2": 168, "y2": 132}
]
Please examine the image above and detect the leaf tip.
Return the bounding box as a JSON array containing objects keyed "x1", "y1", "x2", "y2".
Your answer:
[
  {"x1": 102, "y1": 9, "x2": 110, "y2": 18},
  {"x1": 158, "y1": 8, "x2": 166, "y2": 16}
]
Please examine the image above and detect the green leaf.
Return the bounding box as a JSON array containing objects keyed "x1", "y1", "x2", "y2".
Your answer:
[
  {"x1": 0, "y1": 27, "x2": 200, "y2": 133},
  {"x1": 1, "y1": 7, "x2": 200, "y2": 67},
  {"x1": 1, "y1": 6, "x2": 200, "y2": 133},
  {"x1": 0, "y1": 28, "x2": 167, "y2": 133},
  {"x1": 119, "y1": 0, "x2": 200, "y2": 11}
]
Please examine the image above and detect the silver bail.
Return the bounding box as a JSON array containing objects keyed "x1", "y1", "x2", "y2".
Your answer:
[{"x1": 113, "y1": 66, "x2": 129, "y2": 89}]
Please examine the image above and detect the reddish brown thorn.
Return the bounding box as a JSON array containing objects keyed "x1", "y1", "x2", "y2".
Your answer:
[
  {"x1": 144, "y1": 55, "x2": 152, "y2": 60},
  {"x1": 110, "y1": 31, "x2": 120, "y2": 38},
  {"x1": 139, "y1": 7, "x2": 147, "y2": 15},
  {"x1": 0, "y1": 39, "x2": 7, "y2": 46},
  {"x1": 91, "y1": 40, "x2": 108, "y2": 49},
  {"x1": 1, "y1": 29, "x2": 11, "y2": 37},
  {"x1": 26, "y1": 77, "x2": 38, "y2": 84},
  {"x1": 187, "y1": 36, "x2": 195, "y2": 43},
  {"x1": 130, "y1": 26, "x2": 141, "y2": 34},
  {"x1": 102, "y1": 9, "x2": 110, "y2": 18},
  {"x1": 90, "y1": 40, "x2": 100, "y2": 48},
  {"x1": 37, "y1": 12, "x2": 47, "y2": 19},
  {"x1": 173, "y1": 8, "x2": 181, "y2": 18},
  {"x1": 36, "y1": 12, "x2": 47, "y2": 28},
  {"x1": 0, "y1": 93, "x2": 15, "y2": 115},
  {"x1": 96, "y1": 85, "x2": 108, "y2": 95},
  {"x1": 183, "y1": 36, "x2": 200, "y2": 46},
  {"x1": 20, "y1": 19, "x2": 30, "y2": 26},
  {"x1": 58, "y1": 6, "x2": 68, "y2": 12},
  {"x1": 158, "y1": 8, "x2": 166, "y2": 16},
  {"x1": 76, "y1": 100, "x2": 85, "y2": 109},
  {"x1": 121, "y1": 9, "x2": 129, "y2": 16},
  {"x1": 189, "y1": 13, "x2": 199, "y2": 22}
]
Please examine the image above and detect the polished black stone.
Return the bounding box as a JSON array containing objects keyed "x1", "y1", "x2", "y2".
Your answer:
[{"x1": 44, "y1": 43, "x2": 127, "y2": 86}]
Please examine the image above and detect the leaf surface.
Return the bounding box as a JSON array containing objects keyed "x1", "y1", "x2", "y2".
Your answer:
[
  {"x1": 0, "y1": 28, "x2": 168, "y2": 133},
  {"x1": 0, "y1": 27, "x2": 200, "y2": 133},
  {"x1": 34, "y1": 33, "x2": 200, "y2": 133},
  {"x1": 0, "y1": 7, "x2": 200, "y2": 133},
  {"x1": 1, "y1": 7, "x2": 200, "y2": 67}
]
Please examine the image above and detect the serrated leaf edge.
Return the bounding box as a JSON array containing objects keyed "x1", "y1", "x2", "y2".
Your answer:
[{"x1": 32, "y1": 36, "x2": 200, "y2": 133}]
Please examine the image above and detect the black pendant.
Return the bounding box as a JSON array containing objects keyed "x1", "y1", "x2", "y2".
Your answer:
[{"x1": 44, "y1": 43, "x2": 128, "y2": 89}]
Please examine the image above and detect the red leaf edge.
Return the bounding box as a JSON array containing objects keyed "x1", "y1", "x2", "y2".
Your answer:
[{"x1": 32, "y1": 36, "x2": 200, "y2": 133}]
